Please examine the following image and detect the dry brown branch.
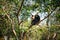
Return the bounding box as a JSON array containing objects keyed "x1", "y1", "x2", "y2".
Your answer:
[{"x1": 5, "y1": 14, "x2": 17, "y2": 36}]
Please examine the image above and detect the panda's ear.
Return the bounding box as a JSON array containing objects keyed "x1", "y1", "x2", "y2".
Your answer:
[{"x1": 35, "y1": 14, "x2": 38, "y2": 16}]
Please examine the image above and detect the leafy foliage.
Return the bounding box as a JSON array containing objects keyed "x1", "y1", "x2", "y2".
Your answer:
[{"x1": 0, "y1": 0, "x2": 60, "y2": 40}]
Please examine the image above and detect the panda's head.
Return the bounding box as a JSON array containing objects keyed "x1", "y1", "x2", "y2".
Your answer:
[{"x1": 31, "y1": 14, "x2": 39, "y2": 20}]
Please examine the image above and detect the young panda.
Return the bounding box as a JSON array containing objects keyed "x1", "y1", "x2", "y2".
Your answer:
[{"x1": 29, "y1": 13, "x2": 40, "y2": 28}]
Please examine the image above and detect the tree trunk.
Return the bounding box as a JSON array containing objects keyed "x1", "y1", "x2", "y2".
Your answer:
[{"x1": 4, "y1": 36, "x2": 8, "y2": 40}]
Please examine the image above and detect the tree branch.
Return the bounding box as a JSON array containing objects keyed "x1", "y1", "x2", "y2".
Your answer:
[
  {"x1": 40, "y1": 7, "x2": 60, "y2": 23},
  {"x1": 5, "y1": 14, "x2": 17, "y2": 36},
  {"x1": 17, "y1": 0, "x2": 24, "y2": 16},
  {"x1": 16, "y1": 0, "x2": 24, "y2": 25}
]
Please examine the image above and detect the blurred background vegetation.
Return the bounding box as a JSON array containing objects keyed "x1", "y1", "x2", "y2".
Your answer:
[{"x1": 0, "y1": 0, "x2": 60, "y2": 40}]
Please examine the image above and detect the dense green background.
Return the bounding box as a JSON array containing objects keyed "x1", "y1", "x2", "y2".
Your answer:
[{"x1": 0, "y1": 0, "x2": 60, "y2": 40}]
